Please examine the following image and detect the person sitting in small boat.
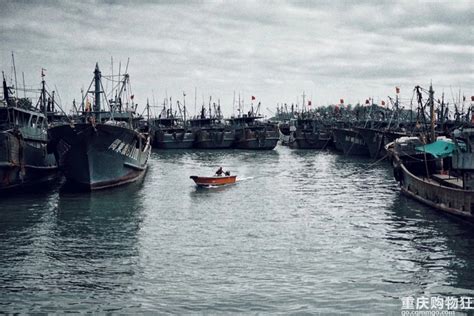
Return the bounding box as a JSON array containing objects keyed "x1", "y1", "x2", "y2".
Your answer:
[{"x1": 215, "y1": 167, "x2": 224, "y2": 176}]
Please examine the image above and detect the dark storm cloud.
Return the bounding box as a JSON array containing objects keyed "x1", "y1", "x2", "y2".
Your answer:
[{"x1": 0, "y1": 0, "x2": 472, "y2": 113}]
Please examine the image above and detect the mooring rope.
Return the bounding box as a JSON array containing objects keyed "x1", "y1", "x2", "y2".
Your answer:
[{"x1": 342, "y1": 154, "x2": 388, "y2": 178}]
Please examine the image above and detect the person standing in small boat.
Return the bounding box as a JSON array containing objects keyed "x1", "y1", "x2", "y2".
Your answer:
[
  {"x1": 215, "y1": 167, "x2": 231, "y2": 176},
  {"x1": 215, "y1": 167, "x2": 224, "y2": 176}
]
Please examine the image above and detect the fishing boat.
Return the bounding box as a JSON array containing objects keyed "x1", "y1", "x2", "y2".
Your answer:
[
  {"x1": 0, "y1": 71, "x2": 58, "y2": 192},
  {"x1": 331, "y1": 126, "x2": 370, "y2": 156},
  {"x1": 153, "y1": 117, "x2": 194, "y2": 149},
  {"x1": 387, "y1": 85, "x2": 474, "y2": 224},
  {"x1": 190, "y1": 104, "x2": 234, "y2": 149},
  {"x1": 387, "y1": 134, "x2": 474, "y2": 223},
  {"x1": 190, "y1": 175, "x2": 237, "y2": 187},
  {"x1": 48, "y1": 63, "x2": 151, "y2": 190},
  {"x1": 228, "y1": 104, "x2": 279, "y2": 150},
  {"x1": 354, "y1": 95, "x2": 418, "y2": 159},
  {"x1": 152, "y1": 98, "x2": 194, "y2": 149},
  {"x1": 288, "y1": 115, "x2": 332, "y2": 149}
]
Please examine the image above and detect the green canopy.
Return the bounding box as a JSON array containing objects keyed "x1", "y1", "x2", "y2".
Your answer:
[{"x1": 415, "y1": 139, "x2": 456, "y2": 158}]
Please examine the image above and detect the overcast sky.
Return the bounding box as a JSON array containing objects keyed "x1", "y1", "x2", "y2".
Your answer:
[{"x1": 0, "y1": 0, "x2": 472, "y2": 116}]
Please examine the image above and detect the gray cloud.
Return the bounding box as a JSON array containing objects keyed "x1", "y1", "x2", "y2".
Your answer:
[{"x1": 0, "y1": 0, "x2": 472, "y2": 115}]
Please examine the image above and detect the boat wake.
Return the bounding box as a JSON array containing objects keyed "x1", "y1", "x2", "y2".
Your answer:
[
  {"x1": 200, "y1": 183, "x2": 236, "y2": 189},
  {"x1": 236, "y1": 176, "x2": 254, "y2": 182}
]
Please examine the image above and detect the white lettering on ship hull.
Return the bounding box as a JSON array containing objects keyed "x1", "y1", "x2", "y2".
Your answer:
[{"x1": 108, "y1": 138, "x2": 141, "y2": 161}]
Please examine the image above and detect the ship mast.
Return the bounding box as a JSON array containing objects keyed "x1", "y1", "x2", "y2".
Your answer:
[
  {"x1": 2, "y1": 71, "x2": 9, "y2": 104},
  {"x1": 302, "y1": 91, "x2": 306, "y2": 113},
  {"x1": 41, "y1": 69, "x2": 47, "y2": 120},
  {"x1": 11, "y1": 52, "x2": 18, "y2": 95},
  {"x1": 183, "y1": 91, "x2": 187, "y2": 126},
  {"x1": 440, "y1": 92, "x2": 445, "y2": 131},
  {"x1": 94, "y1": 63, "x2": 102, "y2": 121},
  {"x1": 395, "y1": 91, "x2": 399, "y2": 125},
  {"x1": 429, "y1": 84, "x2": 435, "y2": 143},
  {"x1": 146, "y1": 98, "x2": 150, "y2": 122},
  {"x1": 238, "y1": 93, "x2": 241, "y2": 117},
  {"x1": 22, "y1": 72, "x2": 26, "y2": 98}
]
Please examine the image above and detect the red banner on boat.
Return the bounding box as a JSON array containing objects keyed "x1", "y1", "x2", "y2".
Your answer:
[
  {"x1": 340, "y1": 99, "x2": 344, "y2": 104},
  {"x1": 381, "y1": 100, "x2": 386, "y2": 106},
  {"x1": 308, "y1": 100, "x2": 312, "y2": 106},
  {"x1": 365, "y1": 99, "x2": 370, "y2": 105},
  {"x1": 85, "y1": 98, "x2": 91, "y2": 112},
  {"x1": 396, "y1": 87, "x2": 400, "y2": 94}
]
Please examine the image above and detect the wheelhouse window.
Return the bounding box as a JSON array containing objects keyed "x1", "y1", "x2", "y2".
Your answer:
[{"x1": 30, "y1": 115, "x2": 37, "y2": 127}]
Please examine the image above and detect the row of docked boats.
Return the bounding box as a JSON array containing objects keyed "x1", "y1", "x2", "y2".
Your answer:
[
  {"x1": 277, "y1": 92, "x2": 442, "y2": 160},
  {"x1": 276, "y1": 86, "x2": 474, "y2": 224},
  {"x1": 150, "y1": 108, "x2": 279, "y2": 150}
]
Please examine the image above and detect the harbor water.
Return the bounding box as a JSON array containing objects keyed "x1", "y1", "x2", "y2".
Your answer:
[{"x1": 1, "y1": 146, "x2": 474, "y2": 314}]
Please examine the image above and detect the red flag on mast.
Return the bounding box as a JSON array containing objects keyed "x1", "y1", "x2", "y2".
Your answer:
[
  {"x1": 396, "y1": 87, "x2": 400, "y2": 94},
  {"x1": 251, "y1": 96, "x2": 256, "y2": 101},
  {"x1": 340, "y1": 99, "x2": 344, "y2": 104},
  {"x1": 308, "y1": 100, "x2": 312, "y2": 106}
]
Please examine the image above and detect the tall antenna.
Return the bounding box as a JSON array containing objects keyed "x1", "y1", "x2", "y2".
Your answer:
[
  {"x1": 22, "y1": 71, "x2": 26, "y2": 98},
  {"x1": 194, "y1": 87, "x2": 197, "y2": 117},
  {"x1": 111, "y1": 56, "x2": 114, "y2": 95},
  {"x1": 81, "y1": 86, "x2": 85, "y2": 112},
  {"x1": 209, "y1": 96, "x2": 212, "y2": 118},
  {"x1": 183, "y1": 91, "x2": 187, "y2": 124},
  {"x1": 146, "y1": 98, "x2": 150, "y2": 122},
  {"x1": 238, "y1": 92, "x2": 241, "y2": 117},
  {"x1": 232, "y1": 90, "x2": 235, "y2": 116},
  {"x1": 429, "y1": 84, "x2": 435, "y2": 143},
  {"x1": 118, "y1": 61, "x2": 121, "y2": 93},
  {"x1": 41, "y1": 68, "x2": 47, "y2": 119},
  {"x1": 124, "y1": 57, "x2": 130, "y2": 74},
  {"x1": 11, "y1": 52, "x2": 18, "y2": 92},
  {"x1": 302, "y1": 91, "x2": 306, "y2": 112}
]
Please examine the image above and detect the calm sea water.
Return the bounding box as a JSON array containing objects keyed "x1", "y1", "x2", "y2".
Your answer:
[{"x1": 1, "y1": 146, "x2": 474, "y2": 314}]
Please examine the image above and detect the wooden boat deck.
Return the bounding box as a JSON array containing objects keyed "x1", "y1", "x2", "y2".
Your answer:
[{"x1": 431, "y1": 174, "x2": 464, "y2": 189}]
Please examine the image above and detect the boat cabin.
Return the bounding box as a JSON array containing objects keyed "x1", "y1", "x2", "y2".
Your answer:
[{"x1": 0, "y1": 99, "x2": 47, "y2": 131}]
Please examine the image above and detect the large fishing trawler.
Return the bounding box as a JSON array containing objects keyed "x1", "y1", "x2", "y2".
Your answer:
[{"x1": 48, "y1": 63, "x2": 151, "y2": 190}]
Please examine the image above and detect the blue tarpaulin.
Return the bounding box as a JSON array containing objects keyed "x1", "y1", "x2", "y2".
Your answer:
[{"x1": 415, "y1": 139, "x2": 456, "y2": 158}]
